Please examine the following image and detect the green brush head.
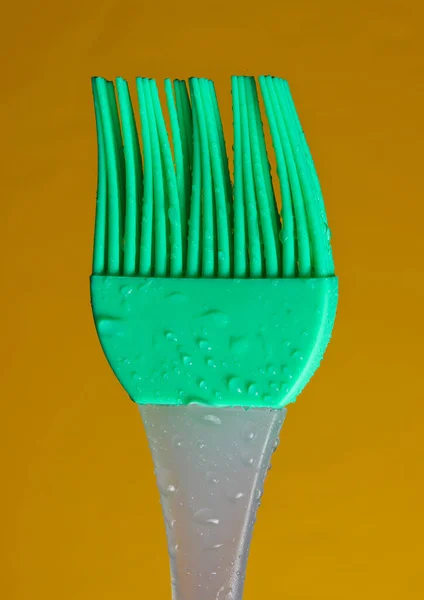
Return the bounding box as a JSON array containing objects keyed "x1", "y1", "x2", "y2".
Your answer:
[{"x1": 90, "y1": 75, "x2": 338, "y2": 409}]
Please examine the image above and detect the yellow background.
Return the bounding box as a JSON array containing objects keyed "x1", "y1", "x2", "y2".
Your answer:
[{"x1": 2, "y1": 0, "x2": 424, "y2": 598}]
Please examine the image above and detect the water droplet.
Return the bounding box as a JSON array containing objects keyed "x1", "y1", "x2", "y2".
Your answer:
[
  {"x1": 206, "y1": 471, "x2": 219, "y2": 484},
  {"x1": 216, "y1": 587, "x2": 234, "y2": 600},
  {"x1": 270, "y1": 381, "x2": 280, "y2": 392},
  {"x1": 202, "y1": 414, "x2": 222, "y2": 425},
  {"x1": 182, "y1": 354, "x2": 193, "y2": 367},
  {"x1": 193, "y1": 508, "x2": 220, "y2": 525},
  {"x1": 267, "y1": 364, "x2": 278, "y2": 376},
  {"x1": 97, "y1": 318, "x2": 124, "y2": 337},
  {"x1": 247, "y1": 382, "x2": 259, "y2": 396},
  {"x1": 198, "y1": 379, "x2": 209, "y2": 391},
  {"x1": 166, "y1": 291, "x2": 188, "y2": 304},
  {"x1": 242, "y1": 428, "x2": 257, "y2": 442},
  {"x1": 325, "y1": 223, "x2": 332, "y2": 240},
  {"x1": 230, "y1": 336, "x2": 249, "y2": 354},
  {"x1": 201, "y1": 309, "x2": 229, "y2": 327},
  {"x1": 137, "y1": 280, "x2": 149, "y2": 291},
  {"x1": 206, "y1": 358, "x2": 217, "y2": 368},
  {"x1": 164, "y1": 514, "x2": 176, "y2": 530},
  {"x1": 198, "y1": 338, "x2": 212, "y2": 351},
  {"x1": 172, "y1": 434, "x2": 184, "y2": 448},
  {"x1": 120, "y1": 285, "x2": 133, "y2": 298},
  {"x1": 197, "y1": 440, "x2": 206, "y2": 449},
  {"x1": 168, "y1": 543, "x2": 179, "y2": 558},
  {"x1": 156, "y1": 468, "x2": 178, "y2": 496},
  {"x1": 242, "y1": 456, "x2": 255, "y2": 467},
  {"x1": 187, "y1": 397, "x2": 208, "y2": 405},
  {"x1": 205, "y1": 543, "x2": 224, "y2": 551},
  {"x1": 228, "y1": 376, "x2": 244, "y2": 394},
  {"x1": 279, "y1": 229, "x2": 288, "y2": 243},
  {"x1": 291, "y1": 349, "x2": 303, "y2": 360},
  {"x1": 165, "y1": 330, "x2": 178, "y2": 342},
  {"x1": 228, "y1": 491, "x2": 244, "y2": 503}
]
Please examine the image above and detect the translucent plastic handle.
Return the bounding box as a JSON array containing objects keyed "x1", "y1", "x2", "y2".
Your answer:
[{"x1": 139, "y1": 405, "x2": 286, "y2": 600}]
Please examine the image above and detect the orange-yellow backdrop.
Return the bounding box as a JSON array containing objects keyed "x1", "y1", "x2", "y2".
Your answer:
[{"x1": 2, "y1": 0, "x2": 424, "y2": 598}]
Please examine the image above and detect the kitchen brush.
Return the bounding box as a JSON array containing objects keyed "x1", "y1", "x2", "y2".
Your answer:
[{"x1": 90, "y1": 74, "x2": 338, "y2": 600}]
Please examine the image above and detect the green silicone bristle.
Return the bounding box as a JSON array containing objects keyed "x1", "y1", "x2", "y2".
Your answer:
[{"x1": 91, "y1": 75, "x2": 338, "y2": 408}]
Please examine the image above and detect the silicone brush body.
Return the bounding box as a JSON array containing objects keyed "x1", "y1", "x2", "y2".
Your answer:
[
  {"x1": 91, "y1": 276, "x2": 337, "y2": 408},
  {"x1": 90, "y1": 75, "x2": 337, "y2": 600}
]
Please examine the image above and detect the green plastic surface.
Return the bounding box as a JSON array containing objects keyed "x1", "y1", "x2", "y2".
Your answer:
[
  {"x1": 90, "y1": 75, "x2": 338, "y2": 408},
  {"x1": 91, "y1": 276, "x2": 337, "y2": 408}
]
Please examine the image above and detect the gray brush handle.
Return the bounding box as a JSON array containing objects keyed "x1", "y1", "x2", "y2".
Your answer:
[{"x1": 140, "y1": 404, "x2": 286, "y2": 600}]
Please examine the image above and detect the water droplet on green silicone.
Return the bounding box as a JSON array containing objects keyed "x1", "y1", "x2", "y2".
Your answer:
[
  {"x1": 228, "y1": 377, "x2": 243, "y2": 394},
  {"x1": 120, "y1": 285, "x2": 133, "y2": 297},
  {"x1": 198, "y1": 379, "x2": 209, "y2": 391},
  {"x1": 198, "y1": 338, "x2": 212, "y2": 351},
  {"x1": 97, "y1": 318, "x2": 123, "y2": 337},
  {"x1": 165, "y1": 330, "x2": 178, "y2": 342},
  {"x1": 182, "y1": 354, "x2": 193, "y2": 367},
  {"x1": 247, "y1": 382, "x2": 259, "y2": 396},
  {"x1": 166, "y1": 291, "x2": 188, "y2": 304},
  {"x1": 201, "y1": 309, "x2": 229, "y2": 327},
  {"x1": 229, "y1": 336, "x2": 249, "y2": 354}
]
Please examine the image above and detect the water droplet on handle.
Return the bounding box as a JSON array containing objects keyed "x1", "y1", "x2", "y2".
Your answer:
[
  {"x1": 206, "y1": 471, "x2": 220, "y2": 484},
  {"x1": 227, "y1": 490, "x2": 244, "y2": 503},
  {"x1": 168, "y1": 543, "x2": 179, "y2": 558},
  {"x1": 156, "y1": 468, "x2": 178, "y2": 497},
  {"x1": 204, "y1": 543, "x2": 224, "y2": 551},
  {"x1": 172, "y1": 434, "x2": 184, "y2": 448},
  {"x1": 242, "y1": 427, "x2": 257, "y2": 442},
  {"x1": 202, "y1": 414, "x2": 222, "y2": 425},
  {"x1": 216, "y1": 586, "x2": 234, "y2": 600},
  {"x1": 193, "y1": 507, "x2": 220, "y2": 525}
]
